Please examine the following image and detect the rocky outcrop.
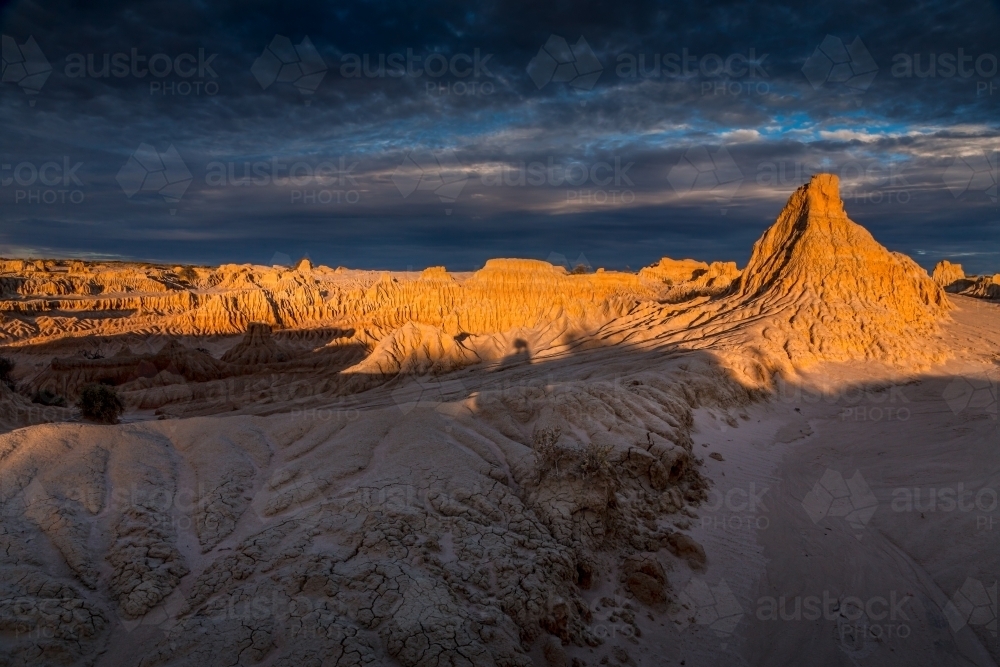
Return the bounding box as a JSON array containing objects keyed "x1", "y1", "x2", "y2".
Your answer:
[
  {"x1": 734, "y1": 174, "x2": 950, "y2": 366},
  {"x1": 640, "y1": 258, "x2": 738, "y2": 287},
  {"x1": 0, "y1": 362, "x2": 738, "y2": 666},
  {"x1": 0, "y1": 175, "x2": 962, "y2": 421},
  {"x1": 962, "y1": 273, "x2": 1000, "y2": 300},
  {"x1": 930, "y1": 261, "x2": 1000, "y2": 300},
  {"x1": 933, "y1": 260, "x2": 967, "y2": 290},
  {"x1": 640, "y1": 258, "x2": 740, "y2": 301},
  {"x1": 0, "y1": 173, "x2": 978, "y2": 666},
  {"x1": 220, "y1": 323, "x2": 290, "y2": 365}
]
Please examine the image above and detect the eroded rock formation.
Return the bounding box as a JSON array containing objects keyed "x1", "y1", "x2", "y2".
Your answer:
[
  {"x1": 0, "y1": 174, "x2": 973, "y2": 666},
  {"x1": 933, "y1": 259, "x2": 966, "y2": 289},
  {"x1": 933, "y1": 260, "x2": 1000, "y2": 300}
]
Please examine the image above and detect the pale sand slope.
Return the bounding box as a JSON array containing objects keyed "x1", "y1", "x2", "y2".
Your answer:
[
  {"x1": 670, "y1": 295, "x2": 999, "y2": 667},
  {"x1": 0, "y1": 175, "x2": 997, "y2": 666}
]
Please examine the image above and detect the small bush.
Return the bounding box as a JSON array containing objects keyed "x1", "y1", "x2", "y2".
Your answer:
[
  {"x1": 77, "y1": 384, "x2": 125, "y2": 424},
  {"x1": 0, "y1": 356, "x2": 15, "y2": 390},
  {"x1": 33, "y1": 388, "x2": 67, "y2": 407},
  {"x1": 178, "y1": 265, "x2": 199, "y2": 283},
  {"x1": 579, "y1": 442, "x2": 615, "y2": 480},
  {"x1": 532, "y1": 426, "x2": 563, "y2": 473}
]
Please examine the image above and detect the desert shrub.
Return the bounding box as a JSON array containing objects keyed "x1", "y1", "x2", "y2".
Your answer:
[
  {"x1": 532, "y1": 426, "x2": 563, "y2": 473},
  {"x1": 571, "y1": 264, "x2": 590, "y2": 274},
  {"x1": 533, "y1": 428, "x2": 618, "y2": 485},
  {"x1": 77, "y1": 384, "x2": 125, "y2": 424},
  {"x1": 178, "y1": 265, "x2": 199, "y2": 283},
  {"x1": 579, "y1": 442, "x2": 615, "y2": 480},
  {"x1": 0, "y1": 357, "x2": 15, "y2": 390},
  {"x1": 33, "y1": 388, "x2": 67, "y2": 407}
]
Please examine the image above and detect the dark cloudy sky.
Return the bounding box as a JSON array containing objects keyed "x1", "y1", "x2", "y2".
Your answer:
[{"x1": 1, "y1": 0, "x2": 998, "y2": 273}]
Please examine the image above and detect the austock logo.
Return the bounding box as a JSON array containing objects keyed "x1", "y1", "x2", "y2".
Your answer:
[
  {"x1": 673, "y1": 577, "x2": 744, "y2": 648},
  {"x1": 64, "y1": 47, "x2": 219, "y2": 96},
  {"x1": 943, "y1": 150, "x2": 998, "y2": 203},
  {"x1": 756, "y1": 159, "x2": 915, "y2": 207},
  {"x1": 613, "y1": 47, "x2": 770, "y2": 99},
  {"x1": 204, "y1": 155, "x2": 361, "y2": 206},
  {"x1": 667, "y1": 145, "x2": 744, "y2": 207},
  {"x1": 252, "y1": 35, "x2": 327, "y2": 99},
  {"x1": 802, "y1": 35, "x2": 878, "y2": 93},
  {"x1": 755, "y1": 589, "x2": 913, "y2": 657},
  {"x1": 801, "y1": 469, "x2": 878, "y2": 539},
  {"x1": 890, "y1": 49, "x2": 998, "y2": 86},
  {"x1": 391, "y1": 149, "x2": 470, "y2": 214},
  {"x1": 2, "y1": 157, "x2": 86, "y2": 205},
  {"x1": 942, "y1": 373, "x2": 998, "y2": 418},
  {"x1": 1, "y1": 35, "x2": 52, "y2": 103},
  {"x1": 700, "y1": 481, "x2": 772, "y2": 532},
  {"x1": 337, "y1": 47, "x2": 495, "y2": 97},
  {"x1": 527, "y1": 35, "x2": 603, "y2": 91},
  {"x1": 116, "y1": 143, "x2": 193, "y2": 214},
  {"x1": 944, "y1": 578, "x2": 998, "y2": 637}
]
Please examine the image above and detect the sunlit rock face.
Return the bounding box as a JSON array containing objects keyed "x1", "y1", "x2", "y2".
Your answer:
[
  {"x1": 1, "y1": 174, "x2": 986, "y2": 667},
  {"x1": 934, "y1": 259, "x2": 1000, "y2": 300},
  {"x1": 0, "y1": 175, "x2": 953, "y2": 415},
  {"x1": 963, "y1": 273, "x2": 1000, "y2": 299},
  {"x1": 734, "y1": 173, "x2": 950, "y2": 367},
  {"x1": 933, "y1": 259, "x2": 966, "y2": 289}
]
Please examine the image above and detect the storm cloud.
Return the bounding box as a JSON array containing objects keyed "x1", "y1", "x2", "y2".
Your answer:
[{"x1": 1, "y1": 0, "x2": 997, "y2": 272}]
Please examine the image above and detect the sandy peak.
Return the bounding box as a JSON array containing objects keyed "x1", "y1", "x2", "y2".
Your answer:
[
  {"x1": 722, "y1": 172, "x2": 952, "y2": 368},
  {"x1": 741, "y1": 173, "x2": 897, "y2": 299},
  {"x1": 801, "y1": 172, "x2": 845, "y2": 217}
]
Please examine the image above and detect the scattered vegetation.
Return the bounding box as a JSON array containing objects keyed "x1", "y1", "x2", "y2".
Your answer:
[
  {"x1": 0, "y1": 356, "x2": 15, "y2": 390},
  {"x1": 532, "y1": 426, "x2": 563, "y2": 473},
  {"x1": 533, "y1": 428, "x2": 618, "y2": 485},
  {"x1": 33, "y1": 388, "x2": 67, "y2": 407},
  {"x1": 178, "y1": 265, "x2": 199, "y2": 283},
  {"x1": 77, "y1": 383, "x2": 125, "y2": 424},
  {"x1": 579, "y1": 442, "x2": 615, "y2": 480}
]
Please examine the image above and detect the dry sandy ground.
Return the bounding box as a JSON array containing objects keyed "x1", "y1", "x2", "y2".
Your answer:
[
  {"x1": 0, "y1": 175, "x2": 997, "y2": 666},
  {"x1": 644, "y1": 296, "x2": 999, "y2": 667}
]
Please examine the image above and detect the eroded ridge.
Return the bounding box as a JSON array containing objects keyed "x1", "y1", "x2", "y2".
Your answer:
[{"x1": 0, "y1": 174, "x2": 978, "y2": 666}]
